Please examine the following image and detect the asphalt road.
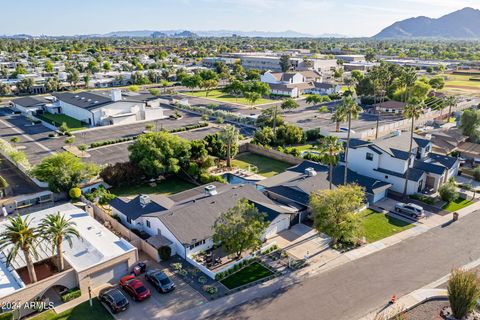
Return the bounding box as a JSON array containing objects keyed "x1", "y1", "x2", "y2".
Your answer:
[{"x1": 211, "y1": 209, "x2": 480, "y2": 320}]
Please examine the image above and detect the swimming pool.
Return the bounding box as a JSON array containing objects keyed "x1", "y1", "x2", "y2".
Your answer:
[{"x1": 222, "y1": 173, "x2": 259, "y2": 185}]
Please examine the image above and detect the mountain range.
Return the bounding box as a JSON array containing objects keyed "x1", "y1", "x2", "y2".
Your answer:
[{"x1": 375, "y1": 7, "x2": 480, "y2": 39}]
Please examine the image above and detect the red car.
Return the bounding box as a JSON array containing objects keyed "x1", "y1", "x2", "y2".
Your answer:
[{"x1": 119, "y1": 275, "x2": 151, "y2": 302}]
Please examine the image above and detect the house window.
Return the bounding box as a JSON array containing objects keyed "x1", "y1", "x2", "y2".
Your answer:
[
  {"x1": 146, "y1": 220, "x2": 151, "y2": 228},
  {"x1": 366, "y1": 152, "x2": 374, "y2": 161}
]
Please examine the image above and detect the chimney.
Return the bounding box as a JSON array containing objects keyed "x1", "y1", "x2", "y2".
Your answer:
[
  {"x1": 305, "y1": 167, "x2": 317, "y2": 177},
  {"x1": 111, "y1": 89, "x2": 122, "y2": 102},
  {"x1": 204, "y1": 185, "x2": 217, "y2": 196},
  {"x1": 139, "y1": 195, "x2": 151, "y2": 207}
]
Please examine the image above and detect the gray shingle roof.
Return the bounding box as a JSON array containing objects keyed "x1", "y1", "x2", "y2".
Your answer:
[
  {"x1": 375, "y1": 167, "x2": 425, "y2": 182},
  {"x1": 53, "y1": 91, "x2": 113, "y2": 110},
  {"x1": 110, "y1": 194, "x2": 174, "y2": 220},
  {"x1": 13, "y1": 96, "x2": 49, "y2": 108}
]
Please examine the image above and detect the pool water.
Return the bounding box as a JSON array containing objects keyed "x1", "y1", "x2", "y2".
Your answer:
[{"x1": 222, "y1": 173, "x2": 259, "y2": 185}]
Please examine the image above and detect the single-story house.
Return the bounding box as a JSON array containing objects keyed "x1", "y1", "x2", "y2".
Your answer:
[
  {"x1": 109, "y1": 183, "x2": 297, "y2": 260},
  {"x1": 373, "y1": 100, "x2": 407, "y2": 115},
  {"x1": 11, "y1": 96, "x2": 51, "y2": 115},
  {"x1": 304, "y1": 82, "x2": 341, "y2": 95}
]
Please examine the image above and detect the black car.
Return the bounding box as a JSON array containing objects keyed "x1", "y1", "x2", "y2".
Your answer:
[
  {"x1": 145, "y1": 269, "x2": 175, "y2": 293},
  {"x1": 99, "y1": 287, "x2": 129, "y2": 314}
]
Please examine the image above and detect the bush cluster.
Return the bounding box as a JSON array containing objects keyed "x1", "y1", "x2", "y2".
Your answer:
[
  {"x1": 61, "y1": 287, "x2": 81, "y2": 302},
  {"x1": 175, "y1": 103, "x2": 256, "y2": 126}
]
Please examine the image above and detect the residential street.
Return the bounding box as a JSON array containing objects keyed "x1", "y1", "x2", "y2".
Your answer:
[{"x1": 205, "y1": 209, "x2": 480, "y2": 320}]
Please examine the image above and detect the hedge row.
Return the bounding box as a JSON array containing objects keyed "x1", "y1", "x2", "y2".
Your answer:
[{"x1": 61, "y1": 287, "x2": 81, "y2": 302}]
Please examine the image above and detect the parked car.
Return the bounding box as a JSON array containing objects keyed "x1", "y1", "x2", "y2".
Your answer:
[
  {"x1": 99, "y1": 287, "x2": 129, "y2": 314},
  {"x1": 119, "y1": 275, "x2": 151, "y2": 301},
  {"x1": 145, "y1": 269, "x2": 175, "y2": 293},
  {"x1": 394, "y1": 202, "x2": 425, "y2": 218}
]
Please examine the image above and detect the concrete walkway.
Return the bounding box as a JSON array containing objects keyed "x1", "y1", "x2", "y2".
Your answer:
[{"x1": 169, "y1": 201, "x2": 480, "y2": 320}]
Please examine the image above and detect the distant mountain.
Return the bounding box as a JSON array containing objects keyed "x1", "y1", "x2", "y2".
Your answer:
[{"x1": 375, "y1": 7, "x2": 480, "y2": 39}]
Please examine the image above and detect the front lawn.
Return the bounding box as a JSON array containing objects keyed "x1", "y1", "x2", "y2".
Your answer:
[
  {"x1": 110, "y1": 176, "x2": 196, "y2": 197},
  {"x1": 36, "y1": 113, "x2": 87, "y2": 131},
  {"x1": 31, "y1": 299, "x2": 113, "y2": 320},
  {"x1": 184, "y1": 90, "x2": 274, "y2": 106},
  {"x1": 220, "y1": 262, "x2": 273, "y2": 289},
  {"x1": 231, "y1": 153, "x2": 291, "y2": 178},
  {"x1": 359, "y1": 209, "x2": 413, "y2": 243},
  {"x1": 442, "y1": 198, "x2": 473, "y2": 212}
]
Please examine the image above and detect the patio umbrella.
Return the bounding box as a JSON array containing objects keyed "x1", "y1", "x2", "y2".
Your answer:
[{"x1": 2, "y1": 206, "x2": 7, "y2": 217}]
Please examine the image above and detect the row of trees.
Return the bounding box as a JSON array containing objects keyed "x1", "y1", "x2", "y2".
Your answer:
[{"x1": 0, "y1": 212, "x2": 79, "y2": 283}]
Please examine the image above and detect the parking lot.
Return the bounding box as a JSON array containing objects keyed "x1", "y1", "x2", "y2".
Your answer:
[{"x1": 103, "y1": 262, "x2": 206, "y2": 320}]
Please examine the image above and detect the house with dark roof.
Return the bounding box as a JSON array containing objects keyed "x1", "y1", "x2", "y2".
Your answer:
[
  {"x1": 109, "y1": 182, "x2": 297, "y2": 259},
  {"x1": 258, "y1": 160, "x2": 391, "y2": 222},
  {"x1": 345, "y1": 131, "x2": 459, "y2": 195},
  {"x1": 52, "y1": 89, "x2": 166, "y2": 126},
  {"x1": 11, "y1": 96, "x2": 51, "y2": 115},
  {"x1": 373, "y1": 100, "x2": 407, "y2": 115}
]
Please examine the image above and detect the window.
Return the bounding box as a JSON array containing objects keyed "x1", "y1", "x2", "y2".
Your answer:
[
  {"x1": 385, "y1": 175, "x2": 389, "y2": 179},
  {"x1": 146, "y1": 220, "x2": 151, "y2": 228},
  {"x1": 366, "y1": 152, "x2": 374, "y2": 161}
]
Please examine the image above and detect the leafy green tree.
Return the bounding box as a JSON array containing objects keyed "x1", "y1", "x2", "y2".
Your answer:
[
  {"x1": 213, "y1": 199, "x2": 268, "y2": 259},
  {"x1": 256, "y1": 107, "x2": 284, "y2": 128},
  {"x1": 275, "y1": 124, "x2": 304, "y2": 146},
  {"x1": 332, "y1": 105, "x2": 347, "y2": 132},
  {"x1": 402, "y1": 100, "x2": 425, "y2": 198},
  {"x1": 202, "y1": 79, "x2": 218, "y2": 97},
  {"x1": 38, "y1": 212, "x2": 79, "y2": 271},
  {"x1": 0, "y1": 215, "x2": 39, "y2": 283},
  {"x1": 280, "y1": 98, "x2": 299, "y2": 112},
  {"x1": 0, "y1": 83, "x2": 12, "y2": 95},
  {"x1": 219, "y1": 124, "x2": 239, "y2": 167},
  {"x1": 32, "y1": 152, "x2": 100, "y2": 193},
  {"x1": 279, "y1": 54, "x2": 290, "y2": 72},
  {"x1": 16, "y1": 77, "x2": 34, "y2": 94},
  {"x1": 128, "y1": 131, "x2": 191, "y2": 177},
  {"x1": 253, "y1": 127, "x2": 275, "y2": 146},
  {"x1": 223, "y1": 80, "x2": 244, "y2": 101},
  {"x1": 102, "y1": 61, "x2": 111, "y2": 71},
  {"x1": 439, "y1": 179, "x2": 459, "y2": 203},
  {"x1": 44, "y1": 60, "x2": 54, "y2": 73},
  {"x1": 244, "y1": 91, "x2": 261, "y2": 108},
  {"x1": 45, "y1": 77, "x2": 60, "y2": 92},
  {"x1": 87, "y1": 60, "x2": 99, "y2": 73},
  {"x1": 245, "y1": 69, "x2": 261, "y2": 81},
  {"x1": 448, "y1": 268, "x2": 480, "y2": 320},
  {"x1": 320, "y1": 136, "x2": 344, "y2": 190},
  {"x1": 149, "y1": 88, "x2": 161, "y2": 96},
  {"x1": 160, "y1": 79, "x2": 169, "y2": 93},
  {"x1": 459, "y1": 108, "x2": 479, "y2": 141},
  {"x1": 310, "y1": 184, "x2": 365, "y2": 246},
  {"x1": 429, "y1": 76, "x2": 445, "y2": 89},
  {"x1": 306, "y1": 94, "x2": 323, "y2": 105},
  {"x1": 67, "y1": 68, "x2": 80, "y2": 88}
]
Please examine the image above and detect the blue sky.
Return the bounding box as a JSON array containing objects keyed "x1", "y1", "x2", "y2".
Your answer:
[{"x1": 3, "y1": 0, "x2": 480, "y2": 37}]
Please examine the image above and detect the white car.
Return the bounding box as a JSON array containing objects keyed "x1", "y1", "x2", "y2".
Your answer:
[{"x1": 394, "y1": 202, "x2": 425, "y2": 218}]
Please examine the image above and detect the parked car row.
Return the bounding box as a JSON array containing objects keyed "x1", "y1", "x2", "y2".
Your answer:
[{"x1": 99, "y1": 268, "x2": 175, "y2": 314}]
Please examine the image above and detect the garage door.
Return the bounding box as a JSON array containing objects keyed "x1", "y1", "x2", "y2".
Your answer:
[
  {"x1": 373, "y1": 190, "x2": 387, "y2": 203},
  {"x1": 265, "y1": 215, "x2": 290, "y2": 239},
  {"x1": 89, "y1": 261, "x2": 129, "y2": 289}
]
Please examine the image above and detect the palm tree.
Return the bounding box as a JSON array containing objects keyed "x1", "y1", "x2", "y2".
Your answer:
[
  {"x1": 399, "y1": 67, "x2": 417, "y2": 103},
  {"x1": 331, "y1": 106, "x2": 347, "y2": 132},
  {"x1": 38, "y1": 212, "x2": 79, "y2": 272},
  {"x1": 342, "y1": 96, "x2": 363, "y2": 185},
  {"x1": 402, "y1": 100, "x2": 425, "y2": 198},
  {"x1": 445, "y1": 96, "x2": 458, "y2": 121},
  {"x1": 320, "y1": 136, "x2": 344, "y2": 190},
  {"x1": 0, "y1": 215, "x2": 39, "y2": 283},
  {"x1": 219, "y1": 124, "x2": 240, "y2": 168}
]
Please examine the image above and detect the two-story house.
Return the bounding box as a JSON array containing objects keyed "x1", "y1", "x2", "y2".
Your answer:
[{"x1": 345, "y1": 132, "x2": 460, "y2": 195}]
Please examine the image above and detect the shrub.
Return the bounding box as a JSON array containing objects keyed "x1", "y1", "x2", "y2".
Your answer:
[
  {"x1": 61, "y1": 287, "x2": 81, "y2": 302},
  {"x1": 170, "y1": 262, "x2": 183, "y2": 271},
  {"x1": 0, "y1": 313, "x2": 13, "y2": 320},
  {"x1": 69, "y1": 187, "x2": 81, "y2": 199},
  {"x1": 318, "y1": 106, "x2": 329, "y2": 113},
  {"x1": 409, "y1": 194, "x2": 435, "y2": 205},
  {"x1": 448, "y1": 268, "x2": 479, "y2": 319},
  {"x1": 473, "y1": 167, "x2": 480, "y2": 182},
  {"x1": 439, "y1": 181, "x2": 459, "y2": 203},
  {"x1": 199, "y1": 173, "x2": 226, "y2": 184},
  {"x1": 198, "y1": 275, "x2": 208, "y2": 284},
  {"x1": 215, "y1": 117, "x2": 224, "y2": 124},
  {"x1": 158, "y1": 246, "x2": 172, "y2": 261},
  {"x1": 203, "y1": 285, "x2": 218, "y2": 295},
  {"x1": 178, "y1": 269, "x2": 188, "y2": 277},
  {"x1": 59, "y1": 122, "x2": 69, "y2": 134}
]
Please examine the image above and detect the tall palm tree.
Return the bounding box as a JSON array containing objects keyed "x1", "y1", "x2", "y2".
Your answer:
[
  {"x1": 38, "y1": 212, "x2": 79, "y2": 272},
  {"x1": 0, "y1": 215, "x2": 39, "y2": 283},
  {"x1": 342, "y1": 96, "x2": 363, "y2": 185},
  {"x1": 220, "y1": 124, "x2": 240, "y2": 168},
  {"x1": 320, "y1": 136, "x2": 344, "y2": 190},
  {"x1": 331, "y1": 106, "x2": 347, "y2": 132},
  {"x1": 445, "y1": 96, "x2": 458, "y2": 121},
  {"x1": 400, "y1": 67, "x2": 417, "y2": 103},
  {"x1": 402, "y1": 100, "x2": 426, "y2": 198}
]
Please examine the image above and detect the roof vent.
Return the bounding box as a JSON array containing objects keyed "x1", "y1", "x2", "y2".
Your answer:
[
  {"x1": 305, "y1": 167, "x2": 317, "y2": 177},
  {"x1": 94, "y1": 101, "x2": 99, "y2": 104},
  {"x1": 392, "y1": 130, "x2": 402, "y2": 137},
  {"x1": 139, "y1": 194, "x2": 151, "y2": 207},
  {"x1": 204, "y1": 185, "x2": 217, "y2": 196}
]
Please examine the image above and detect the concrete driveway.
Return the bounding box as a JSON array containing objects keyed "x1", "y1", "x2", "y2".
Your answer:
[{"x1": 112, "y1": 270, "x2": 206, "y2": 320}]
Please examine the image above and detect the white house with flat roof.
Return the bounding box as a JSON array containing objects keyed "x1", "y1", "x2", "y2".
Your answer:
[{"x1": 0, "y1": 203, "x2": 137, "y2": 315}]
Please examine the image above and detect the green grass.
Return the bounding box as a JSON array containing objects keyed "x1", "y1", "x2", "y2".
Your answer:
[
  {"x1": 359, "y1": 209, "x2": 413, "y2": 243},
  {"x1": 184, "y1": 90, "x2": 274, "y2": 106},
  {"x1": 221, "y1": 262, "x2": 273, "y2": 289},
  {"x1": 37, "y1": 113, "x2": 87, "y2": 131},
  {"x1": 231, "y1": 153, "x2": 291, "y2": 178},
  {"x1": 110, "y1": 176, "x2": 196, "y2": 197},
  {"x1": 30, "y1": 299, "x2": 113, "y2": 320},
  {"x1": 442, "y1": 198, "x2": 473, "y2": 212}
]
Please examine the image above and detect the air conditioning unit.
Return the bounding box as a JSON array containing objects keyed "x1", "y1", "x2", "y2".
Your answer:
[
  {"x1": 305, "y1": 167, "x2": 317, "y2": 177},
  {"x1": 204, "y1": 185, "x2": 217, "y2": 196}
]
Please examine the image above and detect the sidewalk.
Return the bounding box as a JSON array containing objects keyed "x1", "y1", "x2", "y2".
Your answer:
[{"x1": 166, "y1": 202, "x2": 480, "y2": 320}]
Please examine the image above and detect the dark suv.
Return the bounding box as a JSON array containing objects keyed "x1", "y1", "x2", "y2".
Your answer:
[
  {"x1": 99, "y1": 287, "x2": 129, "y2": 314},
  {"x1": 145, "y1": 269, "x2": 175, "y2": 293}
]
